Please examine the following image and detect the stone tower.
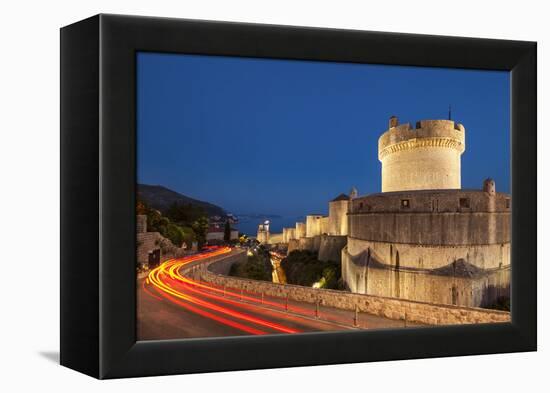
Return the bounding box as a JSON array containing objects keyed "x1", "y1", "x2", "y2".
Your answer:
[
  {"x1": 483, "y1": 178, "x2": 496, "y2": 195},
  {"x1": 328, "y1": 193, "x2": 350, "y2": 236},
  {"x1": 378, "y1": 116, "x2": 466, "y2": 192},
  {"x1": 257, "y1": 223, "x2": 270, "y2": 244}
]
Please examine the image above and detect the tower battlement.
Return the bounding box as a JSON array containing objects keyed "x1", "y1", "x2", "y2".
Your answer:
[
  {"x1": 379, "y1": 119, "x2": 465, "y2": 159},
  {"x1": 378, "y1": 117, "x2": 466, "y2": 192}
]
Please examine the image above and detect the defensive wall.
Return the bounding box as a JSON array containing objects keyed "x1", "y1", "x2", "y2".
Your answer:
[
  {"x1": 257, "y1": 193, "x2": 350, "y2": 264},
  {"x1": 189, "y1": 250, "x2": 510, "y2": 326},
  {"x1": 136, "y1": 215, "x2": 187, "y2": 266},
  {"x1": 251, "y1": 116, "x2": 510, "y2": 310},
  {"x1": 328, "y1": 196, "x2": 349, "y2": 236},
  {"x1": 293, "y1": 222, "x2": 304, "y2": 238},
  {"x1": 272, "y1": 233, "x2": 284, "y2": 244},
  {"x1": 342, "y1": 246, "x2": 510, "y2": 307},
  {"x1": 306, "y1": 215, "x2": 327, "y2": 237},
  {"x1": 286, "y1": 234, "x2": 347, "y2": 262},
  {"x1": 343, "y1": 187, "x2": 511, "y2": 307},
  {"x1": 378, "y1": 118, "x2": 465, "y2": 192},
  {"x1": 282, "y1": 228, "x2": 296, "y2": 243}
]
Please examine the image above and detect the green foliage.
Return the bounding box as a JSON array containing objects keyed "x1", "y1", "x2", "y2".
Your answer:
[
  {"x1": 280, "y1": 250, "x2": 342, "y2": 289},
  {"x1": 191, "y1": 216, "x2": 209, "y2": 247},
  {"x1": 485, "y1": 296, "x2": 510, "y2": 311},
  {"x1": 179, "y1": 226, "x2": 196, "y2": 248},
  {"x1": 138, "y1": 198, "x2": 198, "y2": 248},
  {"x1": 161, "y1": 223, "x2": 185, "y2": 247},
  {"x1": 224, "y1": 221, "x2": 231, "y2": 242},
  {"x1": 165, "y1": 202, "x2": 207, "y2": 226},
  {"x1": 229, "y1": 254, "x2": 272, "y2": 281}
]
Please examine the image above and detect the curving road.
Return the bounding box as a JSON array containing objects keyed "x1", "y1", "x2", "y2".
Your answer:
[{"x1": 137, "y1": 247, "x2": 411, "y2": 340}]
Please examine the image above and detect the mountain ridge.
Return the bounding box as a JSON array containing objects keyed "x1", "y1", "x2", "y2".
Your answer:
[{"x1": 137, "y1": 184, "x2": 226, "y2": 217}]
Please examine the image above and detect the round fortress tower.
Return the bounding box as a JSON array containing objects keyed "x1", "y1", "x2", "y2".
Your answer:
[{"x1": 378, "y1": 116, "x2": 466, "y2": 192}]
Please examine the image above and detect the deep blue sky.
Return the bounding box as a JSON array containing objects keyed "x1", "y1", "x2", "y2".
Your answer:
[{"x1": 137, "y1": 52, "x2": 510, "y2": 216}]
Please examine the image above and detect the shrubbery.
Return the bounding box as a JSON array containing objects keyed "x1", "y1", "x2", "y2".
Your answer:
[
  {"x1": 138, "y1": 199, "x2": 201, "y2": 248},
  {"x1": 229, "y1": 254, "x2": 272, "y2": 281},
  {"x1": 280, "y1": 250, "x2": 342, "y2": 289},
  {"x1": 485, "y1": 296, "x2": 510, "y2": 311}
]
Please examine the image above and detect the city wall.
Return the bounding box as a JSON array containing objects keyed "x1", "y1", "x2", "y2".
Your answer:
[
  {"x1": 306, "y1": 215, "x2": 329, "y2": 237},
  {"x1": 137, "y1": 232, "x2": 188, "y2": 265},
  {"x1": 341, "y1": 246, "x2": 510, "y2": 308},
  {"x1": 328, "y1": 199, "x2": 349, "y2": 235},
  {"x1": 194, "y1": 250, "x2": 510, "y2": 325},
  {"x1": 286, "y1": 234, "x2": 346, "y2": 262},
  {"x1": 282, "y1": 228, "x2": 296, "y2": 243},
  {"x1": 347, "y1": 237, "x2": 510, "y2": 270},
  {"x1": 136, "y1": 215, "x2": 187, "y2": 265},
  {"x1": 265, "y1": 232, "x2": 284, "y2": 244},
  {"x1": 348, "y1": 211, "x2": 510, "y2": 246},
  {"x1": 318, "y1": 235, "x2": 348, "y2": 262},
  {"x1": 295, "y1": 222, "x2": 306, "y2": 238}
]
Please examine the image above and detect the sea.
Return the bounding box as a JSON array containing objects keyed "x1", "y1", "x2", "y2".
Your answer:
[{"x1": 236, "y1": 215, "x2": 306, "y2": 237}]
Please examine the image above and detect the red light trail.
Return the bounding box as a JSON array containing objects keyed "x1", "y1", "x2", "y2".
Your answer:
[
  {"x1": 146, "y1": 247, "x2": 303, "y2": 335},
  {"x1": 140, "y1": 247, "x2": 412, "y2": 339}
]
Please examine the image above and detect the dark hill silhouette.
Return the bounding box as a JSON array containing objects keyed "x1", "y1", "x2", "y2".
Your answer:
[{"x1": 137, "y1": 184, "x2": 226, "y2": 217}]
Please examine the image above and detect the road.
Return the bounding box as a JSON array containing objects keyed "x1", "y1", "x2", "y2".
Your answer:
[{"x1": 137, "y1": 247, "x2": 414, "y2": 340}]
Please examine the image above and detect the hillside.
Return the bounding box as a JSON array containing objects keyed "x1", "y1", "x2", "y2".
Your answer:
[{"x1": 137, "y1": 184, "x2": 226, "y2": 217}]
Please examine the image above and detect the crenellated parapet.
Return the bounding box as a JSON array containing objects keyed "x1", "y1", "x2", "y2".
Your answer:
[
  {"x1": 378, "y1": 119, "x2": 465, "y2": 159},
  {"x1": 378, "y1": 117, "x2": 466, "y2": 192}
]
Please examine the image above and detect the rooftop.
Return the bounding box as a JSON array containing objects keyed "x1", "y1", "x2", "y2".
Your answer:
[{"x1": 331, "y1": 193, "x2": 349, "y2": 202}]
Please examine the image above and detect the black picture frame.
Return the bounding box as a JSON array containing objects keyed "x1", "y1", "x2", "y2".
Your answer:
[{"x1": 60, "y1": 14, "x2": 537, "y2": 379}]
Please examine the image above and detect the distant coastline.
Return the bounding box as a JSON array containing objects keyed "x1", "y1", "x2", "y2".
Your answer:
[
  {"x1": 237, "y1": 215, "x2": 305, "y2": 237},
  {"x1": 236, "y1": 213, "x2": 282, "y2": 220}
]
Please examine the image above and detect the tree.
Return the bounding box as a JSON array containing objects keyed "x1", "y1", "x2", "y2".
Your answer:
[
  {"x1": 137, "y1": 198, "x2": 196, "y2": 248},
  {"x1": 280, "y1": 250, "x2": 341, "y2": 289},
  {"x1": 165, "y1": 202, "x2": 206, "y2": 226},
  {"x1": 192, "y1": 216, "x2": 209, "y2": 247},
  {"x1": 162, "y1": 223, "x2": 185, "y2": 247},
  {"x1": 224, "y1": 221, "x2": 231, "y2": 243},
  {"x1": 229, "y1": 255, "x2": 272, "y2": 281},
  {"x1": 179, "y1": 226, "x2": 197, "y2": 249}
]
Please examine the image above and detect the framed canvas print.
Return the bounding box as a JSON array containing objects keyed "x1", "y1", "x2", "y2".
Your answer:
[{"x1": 60, "y1": 14, "x2": 537, "y2": 379}]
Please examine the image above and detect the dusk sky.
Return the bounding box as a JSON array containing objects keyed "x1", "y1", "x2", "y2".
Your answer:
[{"x1": 137, "y1": 52, "x2": 510, "y2": 217}]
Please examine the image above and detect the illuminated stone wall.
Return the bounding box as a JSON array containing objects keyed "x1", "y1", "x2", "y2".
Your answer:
[
  {"x1": 196, "y1": 250, "x2": 510, "y2": 325},
  {"x1": 136, "y1": 219, "x2": 186, "y2": 266},
  {"x1": 328, "y1": 199, "x2": 349, "y2": 235},
  {"x1": 347, "y1": 237, "x2": 510, "y2": 271},
  {"x1": 320, "y1": 216, "x2": 329, "y2": 234},
  {"x1": 378, "y1": 119, "x2": 465, "y2": 192},
  {"x1": 306, "y1": 214, "x2": 325, "y2": 237},
  {"x1": 349, "y1": 190, "x2": 511, "y2": 245},
  {"x1": 341, "y1": 246, "x2": 510, "y2": 308},
  {"x1": 295, "y1": 222, "x2": 306, "y2": 239},
  {"x1": 286, "y1": 234, "x2": 346, "y2": 263},
  {"x1": 267, "y1": 232, "x2": 284, "y2": 244},
  {"x1": 283, "y1": 227, "x2": 296, "y2": 243},
  {"x1": 342, "y1": 176, "x2": 511, "y2": 307},
  {"x1": 318, "y1": 235, "x2": 347, "y2": 262},
  {"x1": 137, "y1": 214, "x2": 147, "y2": 233}
]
